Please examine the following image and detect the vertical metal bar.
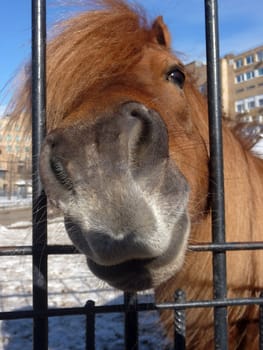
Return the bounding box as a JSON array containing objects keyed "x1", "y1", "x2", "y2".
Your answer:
[
  {"x1": 174, "y1": 290, "x2": 186, "y2": 350},
  {"x1": 86, "y1": 300, "x2": 95, "y2": 350},
  {"x1": 32, "y1": 1, "x2": 48, "y2": 350},
  {"x1": 259, "y1": 292, "x2": 263, "y2": 350},
  {"x1": 204, "y1": 0, "x2": 228, "y2": 349},
  {"x1": 124, "y1": 292, "x2": 138, "y2": 350}
]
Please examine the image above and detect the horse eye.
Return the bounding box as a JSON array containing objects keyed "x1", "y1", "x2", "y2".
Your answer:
[{"x1": 166, "y1": 68, "x2": 185, "y2": 89}]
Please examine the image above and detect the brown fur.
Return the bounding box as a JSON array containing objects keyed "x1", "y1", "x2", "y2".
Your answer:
[{"x1": 9, "y1": 1, "x2": 263, "y2": 348}]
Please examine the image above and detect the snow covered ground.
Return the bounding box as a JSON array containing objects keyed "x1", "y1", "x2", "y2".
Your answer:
[
  {"x1": 251, "y1": 138, "x2": 263, "y2": 158},
  {"x1": 0, "y1": 216, "x2": 172, "y2": 350},
  {"x1": 0, "y1": 196, "x2": 32, "y2": 209}
]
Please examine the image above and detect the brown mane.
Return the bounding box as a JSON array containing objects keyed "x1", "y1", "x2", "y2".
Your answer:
[
  {"x1": 7, "y1": 1, "x2": 263, "y2": 349},
  {"x1": 11, "y1": 0, "x2": 161, "y2": 130}
]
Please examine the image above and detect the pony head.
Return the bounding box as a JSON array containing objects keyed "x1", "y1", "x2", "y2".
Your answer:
[{"x1": 18, "y1": 0, "x2": 210, "y2": 291}]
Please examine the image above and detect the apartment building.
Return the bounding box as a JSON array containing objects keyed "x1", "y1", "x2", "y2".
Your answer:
[
  {"x1": 186, "y1": 45, "x2": 263, "y2": 123},
  {"x1": 0, "y1": 116, "x2": 31, "y2": 196},
  {"x1": 221, "y1": 45, "x2": 263, "y2": 121},
  {"x1": 185, "y1": 61, "x2": 207, "y2": 96}
]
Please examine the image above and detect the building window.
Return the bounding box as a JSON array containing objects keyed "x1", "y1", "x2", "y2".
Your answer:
[
  {"x1": 0, "y1": 170, "x2": 7, "y2": 180},
  {"x1": 235, "y1": 74, "x2": 244, "y2": 83},
  {"x1": 198, "y1": 84, "x2": 207, "y2": 95},
  {"x1": 6, "y1": 134, "x2": 12, "y2": 142},
  {"x1": 258, "y1": 67, "x2": 263, "y2": 76},
  {"x1": 245, "y1": 55, "x2": 254, "y2": 65},
  {"x1": 246, "y1": 71, "x2": 255, "y2": 80},
  {"x1": 256, "y1": 115, "x2": 263, "y2": 123},
  {"x1": 247, "y1": 100, "x2": 255, "y2": 110},
  {"x1": 17, "y1": 163, "x2": 25, "y2": 174},
  {"x1": 237, "y1": 105, "x2": 244, "y2": 113},
  {"x1": 235, "y1": 59, "x2": 243, "y2": 69},
  {"x1": 257, "y1": 51, "x2": 263, "y2": 62},
  {"x1": 240, "y1": 115, "x2": 253, "y2": 122},
  {"x1": 246, "y1": 85, "x2": 255, "y2": 90},
  {"x1": 256, "y1": 95, "x2": 263, "y2": 107},
  {"x1": 235, "y1": 101, "x2": 245, "y2": 113}
]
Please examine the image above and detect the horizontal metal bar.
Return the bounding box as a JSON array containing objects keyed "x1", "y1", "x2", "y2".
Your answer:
[
  {"x1": 47, "y1": 245, "x2": 79, "y2": 254},
  {"x1": 1, "y1": 297, "x2": 263, "y2": 320},
  {"x1": 0, "y1": 245, "x2": 79, "y2": 256},
  {"x1": 157, "y1": 297, "x2": 263, "y2": 311},
  {"x1": 0, "y1": 246, "x2": 34, "y2": 256},
  {"x1": 1, "y1": 241, "x2": 263, "y2": 257},
  {"x1": 189, "y1": 241, "x2": 263, "y2": 252}
]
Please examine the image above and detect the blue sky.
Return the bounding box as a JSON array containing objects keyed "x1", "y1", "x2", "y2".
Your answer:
[{"x1": 0, "y1": 0, "x2": 263, "y2": 112}]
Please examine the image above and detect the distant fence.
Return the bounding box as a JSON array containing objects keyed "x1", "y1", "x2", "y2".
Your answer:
[{"x1": 0, "y1": 0, "x2": 263, "y2": 349}]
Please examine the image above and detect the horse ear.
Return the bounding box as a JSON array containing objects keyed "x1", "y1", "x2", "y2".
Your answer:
[{"x1": 151, "y1": 16, "x2": 171, "y2": 48}]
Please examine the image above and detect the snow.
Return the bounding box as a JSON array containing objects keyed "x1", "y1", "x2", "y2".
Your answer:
[
  {"x1": 251, "y1": 138, "x2": 263, "y2": 158},
  {"x1": 0, "y1": 196, "x2": 32, "y2": 209},
  {"x1": 0, "y1": 216, "x2": 171, "y2": 349}
]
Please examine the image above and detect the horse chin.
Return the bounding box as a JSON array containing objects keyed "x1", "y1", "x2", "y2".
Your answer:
[
  {"x1": 87, "y1": 257, "x2": 154, "y2": 291},
  {"x1": 63, "y1": 208, "x2": 190, "y2": 291},
  {"x1": 86, "y1": 220, "x2": 190, "y2": 292},
  {"x1": 86, "y1": 245, "x2": 188, "y2": 292},
  {"x1": 63, "y1": 209, "x2": 190, "y2": 291}
]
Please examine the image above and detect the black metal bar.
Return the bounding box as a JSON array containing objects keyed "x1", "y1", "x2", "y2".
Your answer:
[
  {"x1": 31, "y1": 0, "x2": 48, "y2": 350},
  {"x1": 86, "y1": 300, "x2": 95, "y2": 350},
  {"x1": 2, "y1": 241, "x2": 263, "y2": 257},
  {"x1": 189, "y1": 242, "x2": 263, "y2": 252},
  {"x1": 0, "y1": 245, "x2": 79, "y2": 256},
  {"x1": 204, "y1": 0, "x2": 228, "y2": 349},
  {"x1": 174, "y1": 290, "x2": 186, "y2": 350},
  {"x1": 2, "y1": 295, "x2": 263, "y2": 321},
  {"x1": 260, "y1": 292, "x2": 263, "y2": 350},
  {"x1": 0, "y1": 297, "x2": 263, "y2": 322},
  {"x1": 124, "y1": 292, "x2": 138, "y2": 350}
]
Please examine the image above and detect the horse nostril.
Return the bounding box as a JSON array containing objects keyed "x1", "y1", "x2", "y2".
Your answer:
[
  {"x1": 120, "y1": 101, "x2": 169, "y2": 173},
  {"x1": 50, "y1": 157, "x2": 74, "y2": 191},
  {"x1": 130, "y1": 109, "x2": 141, "y2": 118},
  {"x1": 122, "y1": 102, "x2": 150, "y2": 119},
  {"x1": 42, "y1": 131, "x2": 74, "y2": 191},
  {"x1": 45, "y1": 133, "x2": 58, "y2": 150}
]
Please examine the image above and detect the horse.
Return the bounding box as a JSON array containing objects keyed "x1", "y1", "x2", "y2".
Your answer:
[{"x1": 9, "y1": 0, "x2": 263, "y2": 348}]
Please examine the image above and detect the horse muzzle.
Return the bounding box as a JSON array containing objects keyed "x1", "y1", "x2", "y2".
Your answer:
[{"x1": 40, "y1": 102, "x2": 190, "y2": 291}]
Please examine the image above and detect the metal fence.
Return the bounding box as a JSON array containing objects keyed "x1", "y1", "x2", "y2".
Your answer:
[{"x1": 1, "y1": 0, "x2": 263, "y2": 349}]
